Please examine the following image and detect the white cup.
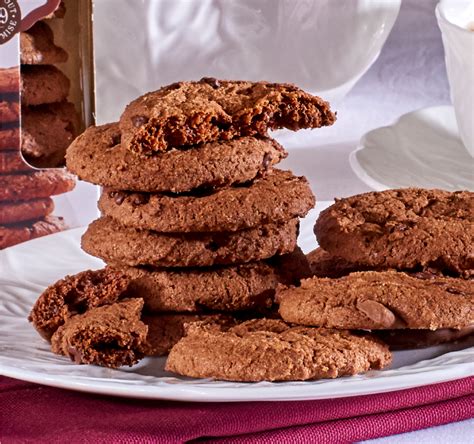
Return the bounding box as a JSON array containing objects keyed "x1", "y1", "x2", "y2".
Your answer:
[{"x1": 436, "y1": 0, "x2": 474, "y2": 157}]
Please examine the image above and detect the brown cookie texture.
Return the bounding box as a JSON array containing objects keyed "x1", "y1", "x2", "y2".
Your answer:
[
  {"x1": 277, "y1": 271, "x2": 474, "y2": 330},
  {"x1": 315, "y1": 188, "x2": 474, "y2": 277},
  {"x1": 29, "y1": 268, "x2": 130, "y2": 340},
  {"x1": 51, "y1": 299, "x2": 147, "y2": 368},
  {"x1": 0, "y1": 170, "x2": 76, "y2": 202},
  {"x1": 120, "y1": 78, "x2": 336, "y2": 155},
  {"x1": 373, "y1": 326, "x2": 474, "y2": 350},
  {"x1": 0, "y1": 127, "x2": 20, "y2": 151},
  {"x1": 143, "y1": 313, "x2": 235, "y2": 356},
  {"x1": 82, "y1": 216, "x2": 299, "y2": 268},
  {"x1": 99, "y1": 170, "x2": 315, "y2": 232},
  {"x1": 21, "y1": 65, "x2": 70, "y2": 106},
  {"x1": 0, "y1": 216, "x2": 67, "y2": 249},
  {"x1": 22, "y1": 101, "x2": 79, "y2": 167},
  {"x1": 20, "y1": 21, "x2": 68, "y2": 65},
  {"x1": 66, "y1": 123, "x2": 287, "y2": 193},
  {"x1": 0, "y1": 67, "x2": 20, "y2": 94},
  {"x1": 0, "y1": 101, "x2": 19, "y2": 123},
  {"x1": 0, "y1": 198, "x2": 54, "y2": 225},
  {"x1": 0, "y1": 151, "x2": 31, "y2": 173},
  {"x1": 119, "y1": 261, "x2": 280, "y2": 313},
  {"x1": 307, "y1": 248, "x2": 363, "y2": 278},
  {"x1": 165, "y1": 318, "x2": 391, "y2": 382}
]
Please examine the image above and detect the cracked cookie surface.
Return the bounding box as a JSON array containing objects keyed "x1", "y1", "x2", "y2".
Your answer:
[
  {"x1": 315, "y1": 188, "x2": 474, "y2": 277},
  {"x1": 165, "y1": 318, "x2": 391, "y2": 382},
  {"x1": 120, "y1": 78, "x2": 336, "y2": 155},
  {"x1": 277, "y1": 271, "x2": 474, "y2": 330}
]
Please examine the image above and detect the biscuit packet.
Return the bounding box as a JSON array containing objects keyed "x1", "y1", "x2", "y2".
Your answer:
[{"x1": 0, "y1": 0, "x2": 96, "y2": 249}]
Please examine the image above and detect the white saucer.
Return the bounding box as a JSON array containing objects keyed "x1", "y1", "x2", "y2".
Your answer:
[{"x1": 350, "y1": 106, "x2": 474, "y2": 191}]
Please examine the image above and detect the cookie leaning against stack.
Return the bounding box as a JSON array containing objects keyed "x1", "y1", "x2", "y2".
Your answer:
[{"x1": 278, "y1": 188, "x2": 474, "y2": 350}]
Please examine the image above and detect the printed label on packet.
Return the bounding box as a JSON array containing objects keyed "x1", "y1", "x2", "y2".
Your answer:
[{"x1": 0, "y1": 0, "x2": 61, "y2": 44}]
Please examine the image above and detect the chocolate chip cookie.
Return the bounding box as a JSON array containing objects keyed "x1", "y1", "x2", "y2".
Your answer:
[
  {"x1": 20, "y1": 21, "x2": 68, "y2": 65},
  {"x1": 0, "y1": 151, "x2": 31, "y2": 173},
  {"x1": 315, "y1": 189, "x2": 474, "y2": 277},
  {"x1": 121, "y1": 261, "x2": 280, "y2": 312},
  {"x1": 0, "y1": 101, "x2": 19, "y2": 123},
  {"x1": 29, "y1": 268, "x2": 129, "y2": 340},
  {"x1": 82, "y1": 216, "x2": 298, "y2": 267},
  {"x1": 120, "y1": 78, "x2": 336, "y2": 155},
  {"x1": 21, "y1": 65, "x2": 70, "y2": 106},
  {"x1": 51, "y1": 299, "x2": 147, "y2": 368},
  {"x1": 0, "y1": 127, "x2": 20, "y2": 151},
  {"x1": 66, "y1": 123, "x2": 287, "y2": 193},
  {"x1": 0, "y1": 170, "x2": 75, "y2": 202},
  {"x1": 22, "y1": 101, "x2": 78, "y2": 167},
  {"x1": 0, "y1": 198, "x2": 54, "y2": 225},
  {"x1": 0, "y1": 216, "x2": 67, "y2": 249},
  {"x1": 277, "y1": 271, "x2": 474, "y2": 330},
  {"x1": 165, "y1": 318, "x2": 391, "y2": 382},
  {"x1": 0, "y1": 67, "x2": 19, "y2": 94},
  {"x1": 99, "y1": 170, "x2": 314, "y2": 232}
]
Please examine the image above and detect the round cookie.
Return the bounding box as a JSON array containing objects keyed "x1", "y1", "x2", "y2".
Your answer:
[
  {"x1": 51, "y1": 299, "x2": 147, "y2": 368},
  {"x1": 277, "y1": 271, "x2": 474, "y2": 330},
  {"x1": 82, "y1": 216, "x2": 299, "y2": 267},
  {"x1": 66, "y1": 123, "x2": 287, "y2": 193},
  {"x1": 0, "y1": 127, "x2": 20, "y2": 151},
  {"x1": 315, "y1": 188, "x2": 474, "y2": 277},
  {"x1": 0, "y1": 198, "x2": 54, "y2": 225},
  {"x1": 0, "y1": 151, "x2": 32, "y2": 173},
  {"x1": 20, "y1": 21, "x2": 68, "y2": 65},
  {"x1": 374, "y1": 326, "x2": 474, "y2": 350},
  {"x1": 142, "y1": 313, "x2": 235, "y2": 356},
  {"x1": 99, "y1": 170, "x2": 315, "y2": 232},
  {"x1": 0, "y1": 169, "x2": 76, "y2": 202},
  {"x1": 0, "y1": 216, "x2": 67, "y2": 249},
  {"x1": 119, "y1": 78, "x2": 336, "y2": 155},
  {"x1": 0, "y1": 67, "x2": 19, "y2": 94},
  {"x1": 165, "y1": 318, "x2": 391, "y2": 382},
  {"x1": 121, "y1": 262, "x2": 280, "y2": 312},
  {"x1": 21, "y1": 65, "x2": 70, "y2": 106},
  {"x1": 29, "y1": 268, "x2": 129, "y2": 340},
  {"x1": 0, "y1": 100, "x2": 19, "y2": 123}
]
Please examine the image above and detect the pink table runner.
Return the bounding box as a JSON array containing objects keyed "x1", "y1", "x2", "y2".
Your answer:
[{"x1": 1, "y1": 376, "x2": 472, "y2": 443}]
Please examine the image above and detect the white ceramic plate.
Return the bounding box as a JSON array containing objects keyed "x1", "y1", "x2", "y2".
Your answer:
[
  {"x1": 350, "y1": 106, "x2": 474, "y2": 192},
  {"x1": 1, "y1": 204, "x2": 473, "y2": 402}
]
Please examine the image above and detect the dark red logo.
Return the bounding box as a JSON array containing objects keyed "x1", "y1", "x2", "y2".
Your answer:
[{"x1": 0, "y1": 0, "x2": 20, "y2": 45}]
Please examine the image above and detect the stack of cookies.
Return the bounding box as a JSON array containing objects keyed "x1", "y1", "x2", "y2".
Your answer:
[
  {"x1": 0, "y1": 66, "x2": 76, "y2": 249},
  {"x1": 277, "y1": 189, "x2": 474, "y2": 350},
  {"x1": 30, "y1": 80, "x2": 396, "y2": 382},
  {"x1": 20, "y1": 5, "x2": 79, "y2": 168}
]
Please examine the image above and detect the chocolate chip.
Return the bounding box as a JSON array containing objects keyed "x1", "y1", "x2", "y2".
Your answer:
[
  {"x1": 112, "y1": 191, "x2": 127, "y2": 205},
  {"x1": 200, "y1": 77, "x2": 220, "y2": 89},
  {"x1": 132, "y1": 194, "x2": 149, "y2": 206},
  {"x1": 413, "y1": 271, "x2": 438, "y2": 280},
  {"x1": 356, "y1": 299, "x2": 397, "y2": 328},
  {"x1": 132, "y1": 115, "x2": 149, "y2": 128},
  {"x1": 262, "y1": 153, "x2": 272, "y2": 170},
  {"x1": 111, "y1": 133, "x2": 121, "y2": 146}
]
